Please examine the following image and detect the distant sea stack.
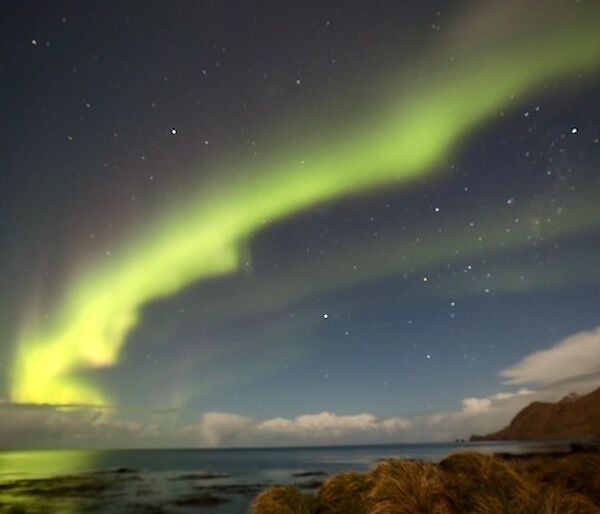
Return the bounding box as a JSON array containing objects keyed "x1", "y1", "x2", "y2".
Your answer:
[{"x1": 470, "y1": 387, "x2": 600, "y2": 441}]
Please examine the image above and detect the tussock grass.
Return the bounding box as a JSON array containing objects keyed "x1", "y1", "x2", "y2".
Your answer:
[
  {"x1": 518, "y1": 453, "x2": 600, "y2": 505},
  {"x1": 368, "y1": 459, "x2": 454, "y2": 514},
  {"x1": 528, "y1": 486, "x2": 600, "y2": 514},
  {"x1": 250, "y1": 485, "x2": 317, "y2": 514},
  {"x1": 249, "y1": 450, "x2": 600, "y2": 514},
  {"x1": 440, "y1": 451, "x2": 534, "y2": 512},
  {"x1": 317, "y1": 471, "x2": 373, "y2": 514}
]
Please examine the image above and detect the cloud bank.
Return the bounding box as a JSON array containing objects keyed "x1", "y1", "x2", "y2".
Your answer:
[
  {"x1": 0, "y1": 403, "x2": 159, "y2": 449},
  {"x1": 3, "y1": 326, "x2": 600, "y2": 449},
  {"x1": 0, "y1": 391, "x2": 533, "y2": 449},
  {"x1": 183, "y1": 389, "x2": 535, "y2": 448},
  {"x1": 500, "y1": 327, "x2": 600, "y2": 387}
]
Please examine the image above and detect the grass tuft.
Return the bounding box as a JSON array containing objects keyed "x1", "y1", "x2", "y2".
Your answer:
[
  {"x1": 528, "y1": 486, "x2": 600, "y2": 514},
  {"x1": 518, "y1": 453, "x2": 600, "y2": 505},
  {"x1": 317, "y1": 471, "x2": 373, "y2": 514},
  {"x1": 368, "y1": 459, "x2": 454, "y2": 514},
  {"x1": 440, "y1": 451, "x2": 533, "y2": 512},
  {"x1": 250, "y1": 485, "x2": 317, "y2": 514}
]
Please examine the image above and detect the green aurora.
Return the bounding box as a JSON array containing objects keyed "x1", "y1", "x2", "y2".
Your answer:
[
  {"x1": 11, "y1": 5, "x2": 600, "y2": 406},
  {"x1": 163, "y1": 187, "x2": 600, "y2": 331}
]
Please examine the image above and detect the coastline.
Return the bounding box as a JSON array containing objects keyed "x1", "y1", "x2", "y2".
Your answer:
[
  {"x1": 0, "y1": 443, "x2": 597, "y2": 513},
  {"x1": 251, "y1": 447, "x2": 600, "y2": 513}
]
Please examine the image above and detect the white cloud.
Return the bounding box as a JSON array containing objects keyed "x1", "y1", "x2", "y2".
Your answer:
[
  {"x1": 258, "y1": 417, "x2": 294, "y2": 432},
  {"x1": 460, "y1": 389, "x2": 533, "y2": 415},
  {"x1": 194, "y1": 412, "x2": 255, "y2": 447},
  {"x1": 257, "y1": 412, "x2": 378, "y2": 439},
  {"x1": 500, "y1": 327, "x2": 600, "y2": 386},
  {"x1": 460, "y1": 397, "x2": 492, "y2": 415},
  {"x1": 381, "y1": 417, "x2": 414, "y2": 433}
]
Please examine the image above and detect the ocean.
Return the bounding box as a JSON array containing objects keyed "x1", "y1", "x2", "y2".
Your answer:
[{"x1": 0, "y1": 441, "x2": 569, "y2": 513}]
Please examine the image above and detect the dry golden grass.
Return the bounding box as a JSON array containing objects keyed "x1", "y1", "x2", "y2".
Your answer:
[
  {"x1": 439, "y1": 451, "x2": 534, "y2": 513},
  {"x1": 249, "y1": 450, "x2": 600, "y2": 514},
  {"x1": 317, "y1": 471, "x2": 373, "y2": 514},
  {"x1": 519, "y1": 453, "x2": 600, "y2": 506},
  {"x1": 368, "y1": 459, "x2": 454, "y2": 514},
  {"x1": 250, "y1": 485, "x2": 317, "y2": 514},
  {"x1": 528, "y1": 486, "x2": 600, "y2": 514}
]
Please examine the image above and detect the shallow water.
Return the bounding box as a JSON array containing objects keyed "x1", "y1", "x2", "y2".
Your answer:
[{"x1": 0, "y1": 441, "x2": 570, "y2": 513}]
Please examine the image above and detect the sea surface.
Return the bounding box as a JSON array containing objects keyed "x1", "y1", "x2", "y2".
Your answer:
[{"x1": 0, "y1": 441, "x2": 570, "y2": 513}]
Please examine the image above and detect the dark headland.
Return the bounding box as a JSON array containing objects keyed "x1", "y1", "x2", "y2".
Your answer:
[{"x1": 470, "y1": 387, "x2": 600, "y2": 442}]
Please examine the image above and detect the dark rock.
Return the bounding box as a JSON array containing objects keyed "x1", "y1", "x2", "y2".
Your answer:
[
  {"x1": 570, "y1": 441, "x2": 600, "y2": 453},
  {"x1": 116, "y1": 467, "x2": 138, "y2": 474},
  {"x1": 169, "y1": 471, "x2": 230, "y2": 481},
  {"x1": 198, "y1": 483, "x2": 266, "y2": 496},
  {"x1": 127, "y1": 502, "x2": 170, "y2": 513},
  {"x1": 89, "y1": 468, "x2": 139, "y2": 475},
  {"x1": 172, "y1": 493, "x2": 230, "y2": 507},
  {"x1": 291, "y1": 471, "x2": 327, "y2": 477}
]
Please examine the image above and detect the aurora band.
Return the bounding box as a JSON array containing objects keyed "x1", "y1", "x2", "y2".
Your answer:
[{"x1": 11, "y1": 5, "x2": 600, "y2": 405}]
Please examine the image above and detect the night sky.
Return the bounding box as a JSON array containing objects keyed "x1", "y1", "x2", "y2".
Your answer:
[{"x1": 1, "y1": 0, "x2": 600, "y2": 448}]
